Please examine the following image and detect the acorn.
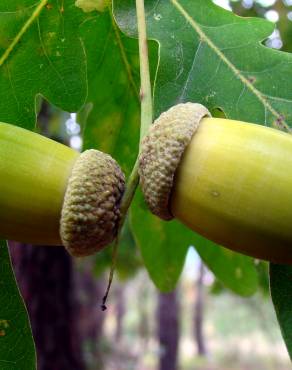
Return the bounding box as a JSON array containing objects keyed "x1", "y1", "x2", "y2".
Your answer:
[
  {"x1": 0, "y1": 122, "x2": 125, "y2": 257},
  {"x1": 139, "y1": 103, "x2": 292, "y2": 264}
]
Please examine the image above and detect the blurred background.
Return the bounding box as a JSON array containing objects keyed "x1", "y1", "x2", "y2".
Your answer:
[{"x1": 8, "y1": 1, "x2": 292, "y2": 369}]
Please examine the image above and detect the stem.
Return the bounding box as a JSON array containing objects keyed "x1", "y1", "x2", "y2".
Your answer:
[
  {"x1": 136, "y1": 0, "x2": 153, "y2": 143},
  {"x1": 101, "y1": 0, "x2": 153, "y2": 309},
  {"x1": 0, "y1": 0, "x2": 48, "y2": 67},
  {"x1": 101, "y1": 161, "x2": 140, "y2": 310},
  {"x1": 121, "y1": 0, "x2": 154, "y2": 213}
]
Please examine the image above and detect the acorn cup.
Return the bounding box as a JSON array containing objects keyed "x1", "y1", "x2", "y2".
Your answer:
[
  {"x1": 0, "y1": 122, "x2": 125, "y2": 257},
  {"x1": 139, "y1": 103, "x2": 292, "y2": 264}
]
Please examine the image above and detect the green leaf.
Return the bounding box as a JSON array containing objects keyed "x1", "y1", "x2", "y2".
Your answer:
[
  {"x1": 270, "y1": 263, "x2": 292, "y2": 359},
  {"x1": 115, "y1": 218, "x2": 142, "y2": 280},
  {"x1": 256, "y1": 261, "x2": 270, "y2": 297},
  {"x1": 94, "y1": 217, "x2": 141, "y2": 280},
  {"x1": 0, "y1": 240, "x2": 36, "y2": 370},
  {"x1": 193, "y1": 237, "x2": 258, "y2": 296},
  {"x1": 114, "y1": 0, "x2": 292, "y2": 131},
  {"x1": 130, "y1": 189, "x2": 189, "y2": 292},
  {"x1": 130, "y1": 189, "x2": 257, "y2": 295},
  {"x1": 78, "y1": 9, "x2": 141, "y2": 176},
  {"x1": 0, "y1": 0, "x2": 87, "y2": 129}
]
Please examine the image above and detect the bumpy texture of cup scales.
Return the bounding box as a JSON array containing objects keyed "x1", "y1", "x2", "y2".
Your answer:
[
  {"x1": 60, "y1": 149, "x2": 125, "y2": 257},
  {"x1": 139, "y1": 103, "x2": 210, "y2": 220}
]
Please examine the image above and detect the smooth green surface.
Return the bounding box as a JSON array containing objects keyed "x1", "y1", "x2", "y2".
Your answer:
[
  {"x1": 0, "y1": 240, "x2": 36, "y2": 370},
  {"x1": 270, "y1": 264, "x2": 292, "y2": 359},
  {"x1": 0, "y1": 0, "x2": 87, "y2": 129},
  {"x1": 0, "y1": 122, "x2": 79, "y2": 244}
]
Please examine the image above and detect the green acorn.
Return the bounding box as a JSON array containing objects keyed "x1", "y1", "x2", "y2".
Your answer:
[
  {"x1": 0, "y1": 122, "x2": 125, "y2": 257},
  {"x1": 139, "y1": 103, "x2": 292, "y2": 264}
]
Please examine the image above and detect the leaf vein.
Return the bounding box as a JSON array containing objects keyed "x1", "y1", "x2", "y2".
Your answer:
[
  {"x1": 36, "y1": 19, "x2": 69, "y2": 95},
  {"x1": 0, "y1": 0, "x2": 48, "y2": 68},
  {"x1": 171, "y1": 0, "x2": 291, "y2": 132},
  {"x1": 179, "y1": 40, "x2": 202, "y2": 101},
  {"x1": 111, "y1": 11, "x2": 139, "y2": 100}
]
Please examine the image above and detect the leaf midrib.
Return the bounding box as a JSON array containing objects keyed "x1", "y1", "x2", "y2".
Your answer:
[
  {"x1": 171, "y1": 0, "x2": 291, "y2": 133},
  {"x1": 110, "y1": 10, "x2": 139, "y2": 100},
  {"x1": 0, "y1": 0, "x2": 48, "y2": 68}
]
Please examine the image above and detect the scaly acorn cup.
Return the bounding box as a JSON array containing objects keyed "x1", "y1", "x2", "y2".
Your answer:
[
  {"x1": 0, "y1": 122, "x2": 125, "y2": 257},
  {"x1": 139, "y1": 103, "x2": 292, "y2": 264}
]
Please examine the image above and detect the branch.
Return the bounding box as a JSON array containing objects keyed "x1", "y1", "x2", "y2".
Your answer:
[{"x1": 101, "y1": 0, "x2": 153, "y2": 309}]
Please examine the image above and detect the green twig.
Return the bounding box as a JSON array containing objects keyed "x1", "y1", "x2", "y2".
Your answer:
[
  {"x1": 101, "y1": 0, "x2": 153, "y2": 309},
  {"x1": 136, "y1": 0, "x2": 153, "y2": 143},
  {"x1": 101, "y1": 160, "x2": 140, "y2": 310}
]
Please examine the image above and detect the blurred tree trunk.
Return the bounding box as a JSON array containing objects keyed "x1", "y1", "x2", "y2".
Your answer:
[
  {"x1": 115, "y1": 284, "x2": 125, "y2": 342},
  {"x1": 194, "y1": 261, "x2": 207, "y2": 356},
  {"x1": 138, "y1": 282, "x2": 150, "y2": 345},
  {"x1": 75, "y1": 265, "x2": 105, "y2": 369},
  {"x1": 10, "y1": 242, "x2": 85, "y2": 370},
  {"x1": 157, "y1": 289, "x2": 180, "y2": 370}
]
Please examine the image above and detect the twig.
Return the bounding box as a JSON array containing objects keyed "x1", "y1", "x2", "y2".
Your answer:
[
  {"x1": 136, "y1": 0, "x2": 153, "y2": 143},
  {"x1": 101, "y1": 0, "x2": 153, "y2": 310}
]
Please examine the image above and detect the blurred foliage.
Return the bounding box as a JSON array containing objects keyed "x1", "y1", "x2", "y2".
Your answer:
[
  {"x1": 0, "y1": 241, "x2": 36, "y2": 370},
  {"x1": 231, "y1": 0, "x2": 292, "y2": 52},
  {"x1": 270, "y1": 263, "x2": 292, "y2": 361},
  {"x1": 210, "y1": 260, "x2": 270, "y2": 297}
]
